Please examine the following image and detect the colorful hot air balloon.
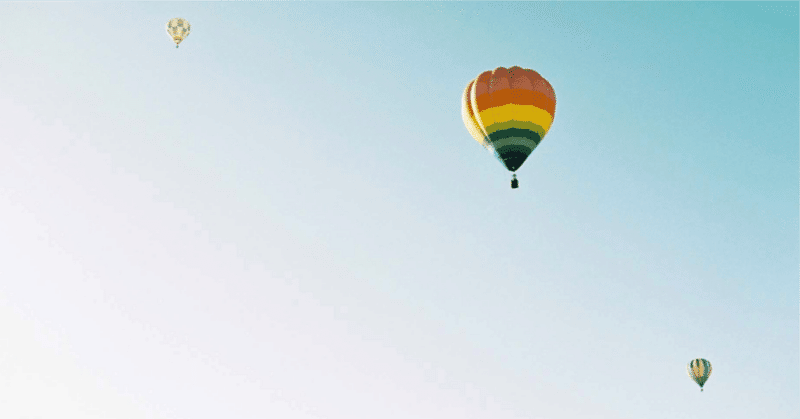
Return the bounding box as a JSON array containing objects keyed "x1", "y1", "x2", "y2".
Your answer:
[
  {"x1": 461, "y1": 66, "x2": 556, "y2": 189},
  {"x1": 166, "y1": 18, "x2": 191, "y2": 48},
  {"x1": 687, "y1": 358, "x2": 712, "y2": 391}
]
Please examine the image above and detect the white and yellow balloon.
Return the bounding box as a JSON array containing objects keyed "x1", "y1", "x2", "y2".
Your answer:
[{"x1": 166, "y1": 18, "x2": 191, "y2": 48}]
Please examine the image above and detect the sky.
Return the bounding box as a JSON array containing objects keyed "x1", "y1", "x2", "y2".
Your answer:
[{"x1": 0, "y1": 1, "x2": 798, "y2": 418}]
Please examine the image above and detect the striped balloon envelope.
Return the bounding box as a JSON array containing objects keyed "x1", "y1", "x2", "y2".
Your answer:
[
  {"x1": 461, "y1": 66, "x2": 556, "y2": 188},
  {"x1": 687, "y1": 358, "x2": 712, "y2": 391}
]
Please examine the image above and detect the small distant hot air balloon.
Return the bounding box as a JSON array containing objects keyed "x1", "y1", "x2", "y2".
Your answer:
[
  {"x1": 166, "y1": 18, "x2": 191, "y2": 48},
  {"x1": 687, "y1": 358, "x2": 712, "y2": 391},
  {"x1": 461, "y1": 66, "x2": 556, "y2": 189}
]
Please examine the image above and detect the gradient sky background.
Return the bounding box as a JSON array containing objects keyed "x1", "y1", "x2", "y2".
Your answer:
[{"x1": 0, "y1": 2, "x2": 798, "y2": 418}]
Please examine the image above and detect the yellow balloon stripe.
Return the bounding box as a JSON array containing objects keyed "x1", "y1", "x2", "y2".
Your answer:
[{"x1": 478, "y1": 104, "x2": 553, "y2": 133}]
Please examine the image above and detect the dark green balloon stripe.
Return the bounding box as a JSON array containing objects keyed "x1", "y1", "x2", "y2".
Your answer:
[
  {"x1": 488, "y1": 128, "x2": 543, "y2": 146},
  {"x1": 483, "y1": 128, "x2": 543, "y2": 172},
  {"x1": 493, "y1": 147, "x2": 530, "y2": 172}
]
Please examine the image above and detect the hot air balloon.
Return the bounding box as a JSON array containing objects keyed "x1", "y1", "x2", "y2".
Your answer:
[
  {"x1": 166, "y1": 18, "x2": 191, "y2": 48},
  {"x1": 461, "y1": 66, "x2": 556, "y2": 189},
  {"x1": 687, "y1": 358, "x2": 712, "y2": 391}
]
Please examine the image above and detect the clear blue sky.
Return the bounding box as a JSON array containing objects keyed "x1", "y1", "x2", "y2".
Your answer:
[{"x1": 0, "y1": 2, "x2": 797, "y2": 418}]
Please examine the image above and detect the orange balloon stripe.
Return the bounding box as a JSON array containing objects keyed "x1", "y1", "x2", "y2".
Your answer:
[{"x1": 474, "y1": 90, "x2": 556, "y2": 116}]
